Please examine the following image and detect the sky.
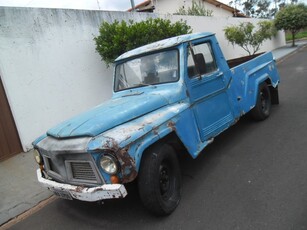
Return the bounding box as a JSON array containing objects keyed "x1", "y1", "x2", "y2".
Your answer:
[
  {"x1": 0, "y1": 0, "x2": 146, "y2": 11},
  {"x1": 0, "y1": 0, "x2": 306, "y2": 11}
]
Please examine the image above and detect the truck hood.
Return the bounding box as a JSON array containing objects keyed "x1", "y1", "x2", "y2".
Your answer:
[{"x1": 47, "y1": 93, "x2": 168, "y2": 138}]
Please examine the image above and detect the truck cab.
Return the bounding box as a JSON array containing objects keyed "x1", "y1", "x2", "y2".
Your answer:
[{"x1": 33, "y1": 32, "x2": 280, "y2": 216}]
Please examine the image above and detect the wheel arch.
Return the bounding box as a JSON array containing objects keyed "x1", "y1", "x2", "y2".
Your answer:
[
  {"x1": 134, "y1": 131, "x2": 190, "y2": 173},
  {"x1": 252, "y1": 74, "x2": 279, "y2": 108}
]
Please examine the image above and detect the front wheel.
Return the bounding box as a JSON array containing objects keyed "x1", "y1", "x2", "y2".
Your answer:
[
  {"x1": 250, "y1": 82, "x2": 271, "y2": 121},
  {"x1": 138, "y1": 144, "x2": 181, "y2": 216}
]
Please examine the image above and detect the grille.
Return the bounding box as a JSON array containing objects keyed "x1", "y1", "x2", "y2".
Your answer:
[
  {"x1": 41, "y1": 150, "x2": 103, "y2": 186},
  {"x1": 70, "y1": 161, "x2": 97, "y2": 181}
]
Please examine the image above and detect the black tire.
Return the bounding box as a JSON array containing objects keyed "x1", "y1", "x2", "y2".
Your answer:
[
  {"x1": 250, "y1": 82, "x2": 271, "y2": 121},
  {"x1": 138, "y1": 143, "x2": 181, "y2": 216}
]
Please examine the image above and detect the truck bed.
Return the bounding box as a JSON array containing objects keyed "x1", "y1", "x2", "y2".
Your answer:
[
  {"x1": 227, "y1": 51, "x2": 280, "y2": 117},
  {"x1": 227, "y1": 53, "x2": 264, "y2": 69}
]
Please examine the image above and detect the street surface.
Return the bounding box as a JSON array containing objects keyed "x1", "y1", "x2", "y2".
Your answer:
[{"x1": 9, "y1": 46, "x2": 307, "y2": 230}]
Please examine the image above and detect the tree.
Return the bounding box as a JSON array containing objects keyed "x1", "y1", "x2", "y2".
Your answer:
[
  {"x1": 274, "y1": 3, "x2": 307, "y2": 47},
  {"x1": 224, "y1": 21, "x2": 277, "y2": 55},
  {"x1": 175, "y1": 0, "x2": 213, "y2": 16},
  {"x1": 230, "y1": 0, "x2": 272, "y2": 18},
  {"x1": 94, "y1": 18, "x2": 192, "y2": 66},
  {"x1": 229, "y1": 0, "x2": 293, "y2": 18}
]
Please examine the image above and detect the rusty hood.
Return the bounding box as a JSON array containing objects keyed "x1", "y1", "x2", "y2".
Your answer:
[{"x1": 47, "y1": 94, "x2": 169, "y2": 138}]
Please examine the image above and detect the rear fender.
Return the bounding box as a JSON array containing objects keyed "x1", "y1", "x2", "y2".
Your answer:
[
  {"x1": 250, "y1": 73, "x2": 279, "y2": 111},
  {"x1": 255, "y1": 74, "x2": 280, "y2": 104}
]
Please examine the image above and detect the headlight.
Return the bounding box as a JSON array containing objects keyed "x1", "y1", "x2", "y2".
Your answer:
[
  {"x1": 33, "y1": 149, "x2": 43, "y2": 164},
  {"x1": 99, "y1": 155, "x2": 118, "y2": 174}
]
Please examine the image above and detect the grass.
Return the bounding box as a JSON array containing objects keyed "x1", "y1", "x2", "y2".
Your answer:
[{"x1": 285, "y1": 29, "x2": 307, "y2": 41}]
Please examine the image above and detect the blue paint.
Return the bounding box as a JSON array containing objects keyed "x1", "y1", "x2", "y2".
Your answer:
[{"x1": 47, "y1": 93, "x2": 169, "y2": 138}]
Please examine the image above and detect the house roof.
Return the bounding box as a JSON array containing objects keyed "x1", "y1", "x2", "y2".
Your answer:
[
  {"x1": 115, "y1": 32, "x2": 214, "y2": 61},
  {"x1": 127, "y1": 0, "x2": 246, "y2": 17},
  {"x1": 127, "y1": 0, "x2": 154, "y2": 12},
  {"x1": 203, "y1": 0, "x2": 246, "y2": 17}
]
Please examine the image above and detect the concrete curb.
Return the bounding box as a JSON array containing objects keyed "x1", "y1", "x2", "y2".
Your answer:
[
  {"x1": 276, "y1": 43, "x2": 307, "y2": 64},
  {"x1": 0, "y1": 196, "x2": 57, "y2": 230}
]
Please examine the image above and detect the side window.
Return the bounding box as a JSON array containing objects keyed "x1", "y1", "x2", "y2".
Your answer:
[{"x1": 187, "y1": 42, "x2": 217, "y2": 78}]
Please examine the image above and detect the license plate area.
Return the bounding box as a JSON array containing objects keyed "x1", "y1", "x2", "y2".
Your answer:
[{"x1": 51, "y1": 188, "x2": 73, "y2": 200}]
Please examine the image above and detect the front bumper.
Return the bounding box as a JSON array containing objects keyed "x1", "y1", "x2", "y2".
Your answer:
[{"x1": 36, "y1": 169, "x2": 127, "y2": 201}]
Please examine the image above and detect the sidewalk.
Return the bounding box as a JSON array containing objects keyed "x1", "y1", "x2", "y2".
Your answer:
[
  {"x1": 272, "y1": 40, "x2": 307, "y2": 61},
  {"x1": 0, "y1": 150, "x2": 52, "y2": 226},
  {"x1": 1, "y1": 40, "x2": 307, "y2": 227}
]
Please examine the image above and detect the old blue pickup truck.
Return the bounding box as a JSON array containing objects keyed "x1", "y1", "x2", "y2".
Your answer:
[{"x1": 33, "y1": 32, "x2": 280, "y2": 216}]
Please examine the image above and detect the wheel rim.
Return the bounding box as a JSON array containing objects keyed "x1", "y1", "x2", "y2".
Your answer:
[{"x1": 159, "y1": 161, "x2": 172, "y2": 200}]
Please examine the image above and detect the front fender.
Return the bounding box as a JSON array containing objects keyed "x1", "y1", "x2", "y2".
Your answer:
[{"x1": 87, "y1": 102, "x2": 189, "y2": 183}]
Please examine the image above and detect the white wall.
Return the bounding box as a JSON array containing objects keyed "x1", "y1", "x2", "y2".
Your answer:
[
  {"x1": 155, "y1": 0, "x2": 233, "y2": 17},
  {"x1": 170, "y1": 15, "x2": 286, "y2": 59},
  {"x1": 0, "y1": 7, "x2": 285, "y2": 151}
]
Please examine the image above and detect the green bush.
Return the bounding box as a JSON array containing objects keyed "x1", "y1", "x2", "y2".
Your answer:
[
  {"x1": 224, "y1": 21, "x2": 276, "y2": 55},
  {"x1": 94, "y1": 18, "x2": 192, "y2": 66}
]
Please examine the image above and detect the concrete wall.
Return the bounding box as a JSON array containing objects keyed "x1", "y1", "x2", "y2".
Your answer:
[
  {"x1": 177, "y1": 15, "x2": 285, "y2": 59},
  {"x1": 0, "y1": 7, "x2": 285, "y2": 151}
]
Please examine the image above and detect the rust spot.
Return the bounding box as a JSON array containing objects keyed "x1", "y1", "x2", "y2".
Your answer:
[
  {"x1": 75, "y1": 185, "x2": 85, "y2": 193},
  {"x1": 102, "y1": 138, "x2": 138, "y2": 184},
  {"x1": 93, "y1": 187, "x2": 104, "y2": 192},
  {"x1": 103, "y1": 139, "x2": 119, "y2": 152},
  {"x1": 116, "y1": 147, "x2": 138, "y2": 183},
  {"x1": 153, "y1": 127, "x2": 159, "y2": 135},
  {"x1": 167, "y1": 121, "x2": 176, "y2": 131}
]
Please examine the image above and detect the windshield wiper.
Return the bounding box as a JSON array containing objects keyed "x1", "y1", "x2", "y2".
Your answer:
[{"x1": 133, "y1": 83, "x2": 153, "y2": 87}]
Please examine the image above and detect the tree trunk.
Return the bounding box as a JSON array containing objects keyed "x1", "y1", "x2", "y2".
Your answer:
[{"x1": 292, "y1": 32, "x2": 296, "y2": 47}]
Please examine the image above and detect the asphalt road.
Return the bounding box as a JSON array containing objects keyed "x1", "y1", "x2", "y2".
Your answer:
[{"x1": 9, "y1": 46, "x2": 307, "y2": 230}]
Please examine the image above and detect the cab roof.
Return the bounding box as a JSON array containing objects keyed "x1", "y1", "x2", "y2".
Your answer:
[{"x1": 115, "y1": 32, "x2": 214, "y2": 62}]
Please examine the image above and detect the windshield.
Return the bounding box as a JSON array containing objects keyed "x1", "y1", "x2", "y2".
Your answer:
[{"x1": 114, "y1": 50, "x2": 179, "y2": 92}]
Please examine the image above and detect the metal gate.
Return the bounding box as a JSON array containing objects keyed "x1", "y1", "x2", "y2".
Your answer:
[{"x1": 0, "y1": 76, "x2": 22, "y2": 161}]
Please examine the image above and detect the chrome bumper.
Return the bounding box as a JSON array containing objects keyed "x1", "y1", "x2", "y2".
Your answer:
[{"x1": 36, "y1": 169, "x2": 127, "y2": 201}]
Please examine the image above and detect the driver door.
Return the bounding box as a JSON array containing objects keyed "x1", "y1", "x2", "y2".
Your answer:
[{"x1": 186, "y1": 41, "x2": 235, "y2": 142}]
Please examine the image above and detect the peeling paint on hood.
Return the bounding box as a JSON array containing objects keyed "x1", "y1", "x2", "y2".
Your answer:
[{"x1": 47, "y1": 93, "x2": 169, "y2": 138}]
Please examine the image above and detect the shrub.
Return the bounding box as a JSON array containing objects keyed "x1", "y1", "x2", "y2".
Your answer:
[
  {"x1": 224, "y1": 21, "x2": 276, "y2": 55},
  {"x1": 94, "y1": 18, "x2": 192, "y2": 66},
  {"x1": 175, "y1": 0, "x2": 213, "y2": 16}
]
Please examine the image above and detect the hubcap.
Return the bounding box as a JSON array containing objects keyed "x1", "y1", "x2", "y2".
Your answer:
[{"x1": 159, "y1": 163, "x2": 171, "y2": 198}]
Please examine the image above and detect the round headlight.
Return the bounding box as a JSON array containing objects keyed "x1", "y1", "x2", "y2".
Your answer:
[
  {"x1": 99, "y1": 155, "x2": 118, "y2": 174},
  {"x1": 33, "y1": 149, "x2": 43, "y2": 164}
]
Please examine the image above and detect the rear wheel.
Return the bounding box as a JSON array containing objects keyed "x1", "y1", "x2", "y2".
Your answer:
[
  {"x1": 138, "y1": 144, "x2": 181, "y2": 216},
  {"x1": 251, "y1": 82, "x2": 271, "y2": 121}
]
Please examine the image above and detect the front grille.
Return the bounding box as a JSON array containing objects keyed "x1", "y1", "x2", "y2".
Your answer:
[
  {"x1": 70, "y1": 161, "x2": 97, "y2": 181},
  {"x1": 46, "y1": 157, "x2": 57, "y2": 174},
  {"x1": 65, "y1": 159, "x2": 102, "y2": 185},
  {"x1": 40, "y1": 149, "x2": 103, "y2": 186},
  {"x1": 36, "y1": 137, "x2": 104, "y2": 186}
]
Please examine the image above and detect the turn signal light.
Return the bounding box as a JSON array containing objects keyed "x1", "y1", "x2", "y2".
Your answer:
[{"x1": 110, "y1": 175, "x2": 120, "y2": 184}]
